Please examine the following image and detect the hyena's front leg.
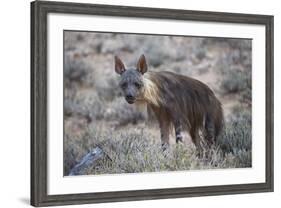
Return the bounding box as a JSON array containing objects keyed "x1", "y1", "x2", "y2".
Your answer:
[
  {"x1": 174, "y1": 120, "x2": 183, "y2": 143},
  {"x1": 151, "y1": 106, "x2": 170, "y2": 149},
  {"x1": 159, "y1": 113, "x2": 170, "y2": 150}
]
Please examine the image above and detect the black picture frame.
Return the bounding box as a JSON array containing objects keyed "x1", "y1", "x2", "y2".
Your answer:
[{"x1": 31, "y1": 0, "x2": 274, "y2": 207}]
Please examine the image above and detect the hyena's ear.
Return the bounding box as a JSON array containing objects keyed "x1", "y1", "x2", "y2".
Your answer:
[
  {"x1": 114, "y1": 56, "x2": 126, "y2": 75},
  {"x1": 136, "y1": 54, "x2": 148, "y2": 74}
]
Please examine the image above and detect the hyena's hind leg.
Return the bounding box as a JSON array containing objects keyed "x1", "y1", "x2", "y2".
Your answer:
[
  {"x1": 204, "y1": 114, "x2": 216, "y2": 146},
  {"x1": 190, "y1": 127, "x2": 203, "y2": 156},
  {"x1": 174, "y1": 120, "x2": 183, "y2": 143}
]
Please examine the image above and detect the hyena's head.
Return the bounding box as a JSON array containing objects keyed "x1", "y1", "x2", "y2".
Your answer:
[{"x1": 114, "y1": 54, "x2": 148, "y2": 104}]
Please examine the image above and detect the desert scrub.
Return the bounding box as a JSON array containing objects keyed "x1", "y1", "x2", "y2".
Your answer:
[
  {"x1": 217, "y1": 109, "x2": 252, "y2": 167},
  {"x1": 64, "y1": 90, "x2": 105, "y2": 122},
  {"x1": 63, "y1": 32, "x2": 253, "y2": 175},
  {"x1": 104, "y1": 97, "x2": 146, "y2": 126},
  {"x1": 64, "y1": 91, "x2": 145, "y2": 128},
  {"x1": 215, "y1": 39, "x2": 252, "y2": 105},
  {"x1": 220, "y1": 67, "x2": 252, "y2": 105},
  {"x1": 64, "y1": 54, "x2": 94, "y2": 88},
  {"x1": 64, "y1": 116, "x2": 251, "y2": 176}
]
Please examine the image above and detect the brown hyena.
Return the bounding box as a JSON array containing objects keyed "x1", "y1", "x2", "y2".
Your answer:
[{"x1": 114, "y1": 54, "x2": 224, "y2": 154}]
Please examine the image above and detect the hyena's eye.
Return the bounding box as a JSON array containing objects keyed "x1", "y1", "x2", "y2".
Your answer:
[{"x1": 134, "y1": 82, "x2": 141, "y2": 89}]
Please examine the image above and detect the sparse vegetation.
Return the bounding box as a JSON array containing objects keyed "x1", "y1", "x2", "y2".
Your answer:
[
  {"x1": 64, "y1": 32, "x2": 252, "y2": 176},
  {"x1": 214, "y1": 39, "x2": 252, "y2": 105},
  {"x1": 64, "y1": 109, "x2": 252, "y2": 175}
]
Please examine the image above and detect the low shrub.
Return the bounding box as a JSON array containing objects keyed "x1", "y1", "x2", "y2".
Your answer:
[
  {"x1": 64, "y1": 108, "x2": 252, "y2": 176},
  {"x1": 217, "y1": 109, "x2": 252, "y2": 167},
  {"x1": 64, "y1": 54, "x2": 93, "y2": 88}
]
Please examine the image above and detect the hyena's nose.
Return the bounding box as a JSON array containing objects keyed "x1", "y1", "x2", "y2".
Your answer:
[
  {"x1": 125, "y1": 95, "x2": 135, "y2": 104},
  {"x1": 126, "y1": 95, "x2": 134, "y2": 100}
]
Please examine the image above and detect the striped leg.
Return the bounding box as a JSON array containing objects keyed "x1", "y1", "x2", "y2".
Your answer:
[{"x1": 174, "y1": 120, "x2": 183, "y2": 143}]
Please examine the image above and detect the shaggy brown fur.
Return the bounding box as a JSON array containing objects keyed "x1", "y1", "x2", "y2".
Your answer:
[{"x1": 115, "y1": 55, "x2": 224, "y2": 153}]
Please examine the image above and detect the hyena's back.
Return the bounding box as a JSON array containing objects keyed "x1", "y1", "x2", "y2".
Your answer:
[{"x1": 144, "y1": 71, "x2": 223, "y2": 141}]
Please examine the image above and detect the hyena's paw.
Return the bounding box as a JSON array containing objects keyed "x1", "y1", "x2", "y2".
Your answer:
[
  {"x1": 176, "y1": 135, "x2": 183, "y2": 143},
  {"x1": 196, "y1": 149, "x2": 204, "y2": 158},
  {"x1": 161, "y1": 142, "x2": 169, "y2": 152},
  {"x1": 195, "y1": 143, "x2": 204, "y2": 158}
]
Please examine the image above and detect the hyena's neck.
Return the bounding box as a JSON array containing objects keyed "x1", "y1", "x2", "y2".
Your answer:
[{"x1": 138, "y1": 72, "x2": 162, "y2": 107}]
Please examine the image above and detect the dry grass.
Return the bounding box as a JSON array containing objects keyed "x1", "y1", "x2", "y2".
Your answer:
[{"x1": 64, "y1": 109, "x2": 251, "y2": 175}]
